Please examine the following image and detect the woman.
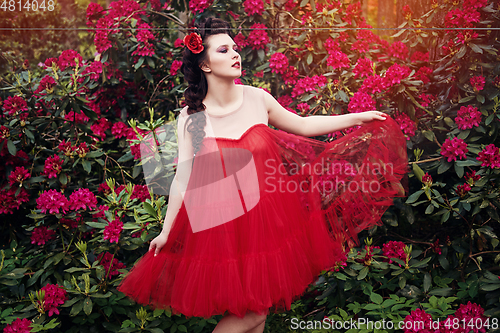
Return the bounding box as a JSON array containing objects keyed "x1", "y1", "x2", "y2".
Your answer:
[{"x1": 118, "y1": 16, "x2": 408, "y2": 333}]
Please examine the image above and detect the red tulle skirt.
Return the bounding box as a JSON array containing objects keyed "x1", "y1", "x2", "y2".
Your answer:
[{"x1": 117, "y1": 117, "x2": 409, "y2": 319}]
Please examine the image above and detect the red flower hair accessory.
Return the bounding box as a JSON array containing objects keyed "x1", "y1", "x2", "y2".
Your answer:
[{"x1": 183, "y1": 32, "x2": 204, "y2": 54}]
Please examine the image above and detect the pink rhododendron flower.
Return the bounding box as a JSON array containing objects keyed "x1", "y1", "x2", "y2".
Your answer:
[
  {"x1": 58, "y1": 50, "x2": 83, "y2": 71},
  {"x1": 132, "y1": 23, "x2": 155, "y2": 57},
  {"x1": 269, "y1": 52, "x2": 289, "y2": 74},
  {"x1": 86, "y1": 2, "x2": 103, "y2": 27},
  {"x1": 169, "y1": 60, "x2": 182, "y2": 76},
  {"x1": 465, "y1": 170, "x2": 481, "y2": 183},
  {"x1": 3, "y1": 95, "x2": 28, "y2": 116},
  {"x1": 111, "y1": 122, "x2": 129, "y2": 139},
  {"x1": 103, "y1": 218, "x2": 123, "y2": 243},
  {"x1": 31, "y1": 226, "x2": 56, "y2": 246},
  {"x1": 327, "y1": 50, "x2": 350, "y2": 70},
  {"x1": 69, "y1": 188, "x2": 97, "y2": 211},
  {"x1": 243, "y1": 0, "x2": 264, "y2": 16},
  {"x1": 97, "y1": 251, "x2": 126, "y2": 278},
  {"x1": 388, "y1": 41, "x2": 409, "y2": 60},
  {"x1": 394, "y1": 112, "x2": 416, "y2": 140},
  {"x1": 42, "y1": 155, "x2": 63, "y2": 179},
  {"x1": 402, "y1": 4, "x2": 413, "y2": 20},
  {"x1": 403, "y1": 308, "x2": 433, "y2": 333},
  {"x1": 81, "y1": 61, "x2": 103, "y2": 81},
  {"x1": 297, "y1": 103, "x2": 310, "y2": 113},
  {"x1": 36, "y1": 189, "x2": 69, "y2": 215},
  {"x1": 3, "y1": 318, "x2": 32, "y2": 333},
  {"x1": 470, "y1": 75, "x2": 485, "y2": 92},
  {"x1": 382, "y1": 63, "x2": 411, "y2": 88},
  {"x1": 39, "y1": 284, "x2": 67, "y2": 317},
  {"x1": 476, "y1": 144, "x2": 500, "y2": 168},
  {"x1": 422, "y1": 172, "x2": 432, "y2": 185},
  {"x1": 189, "y1": 0, "x2": 213, "y2": 14},
  {"x1": 382, "y1": 241, "x2": 407, "y2": 264},
  {"x1": 90, "y1": 117, "x2": 111, "y2": 141},
  {"x1": 64, "y1": 110, "x2": 90, "y2": 124},
  {"x1": 34, "y1": 75, "x2": 57, "y2": 95},
  {"x1": 0, "y1": 187, "x2": 30, "y2": 214},
  {"x1": 411, "y1": 51, "x2": 429, "y2": 63},
  {"x1": 441, "y1": 137, "x2": 468, "y2": 162},
  {"x1": 247, "y1": 23, "x2": 269, "y2": 50},
  {"x1": 8, "y1": 166, "x2": 30, "y2": 186},
  {"x1": 353, "y1": 58, "x2": 374, "y2": 78},
  {"x1": 282, "y1": 65, "x2": 299, "y2": 86},
  {"x1": 348, "y1": 92, "x2": 375, "y2": 113},
  {"x1": 456, "y1": 183, "x2": 471, "y2": 197},
  {"x1": 234, "y1": 32, "x2": 248, "y2": 48},
  {"x1": 455, "y1": 105, "x2": 482, "y2": 130},
  {"x1": 415, "y1": 66, "x2": 433, "y2": 84}
]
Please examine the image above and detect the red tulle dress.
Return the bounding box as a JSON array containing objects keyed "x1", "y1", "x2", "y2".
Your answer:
[{"x1": 117, "y1": 85, "x2": 409, "y2": 319}]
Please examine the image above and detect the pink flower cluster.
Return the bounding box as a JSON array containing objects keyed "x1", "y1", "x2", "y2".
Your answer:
[
  {"x1": 39, "y1": 284, "x2": 67, "y2": 317},
  {"x1": 353, "y1": 58, "x2": 374, "y2": 78},
  {"x1": 36, "y1": 189, "x2": 69, "y2": 215},
  {"x1": 291, "y1": 75, "x2": 327, "y2": 98},
  {"x1": 81, "y1": 60, "x2": 103, "y2": 81},
  {"x1": 476, "y1": 144, "x2": 500, "y2": 168},
  {"x1": 456, "y1": 183, "x2": 471, "y2": 197},
  {"x1": 394, "y1": 112, "x2": 416, "y2": 140},
  {"x1": 189, "y1": 0, "x2": 213, "y2": 13},
  {"x1": 3, "y1": 318, "x2": 32, "y2": 333},
  {"x1": 42, "y1": 155, "x2": 63, "y2": 179},
  {"x1": 415, "y1": 66, "x2": 433, "y2": 84},
  {"x1": 247, "y1": 23, "x2": 269, "y2": 51},
  {"x1": 404, "y1": 302, "x2": 488, "y2": 333},
  {"x1": 114, "y1": 184, "x2": 151, "y2": 202},
  {"x1": 103, "y1": 218, "x2": 123, "y2": 243},
  {"x1": 57, "y1": 49, "x2": 83, "y2": 71},
  {"x1": 455, "y1": 105, "x2": 482, "y2": 130},
  {"x1": 388, "y1": 41, "x2": 409, "y2": 60},
  {"x1": 382, "y1": 240, "x2": 407, "y2": 265},
  {"x1": 422, "y1": 172, "x2": 433, "y2": 185},
  {"x1": 411, "y1": 51, "x2": 430, "y2": 63},
  {"x1": 34, "y1": 75, "x2": 57, "y2": 95},
  {"x1": 0, "y1": 187, "x2": 30, "y2": 214},
  {"x1": 269, "y1": 52, "x2": 289, "y2": 75},
  {"x1": 58, "y1": 140, "x2": 90, "y2": 158},
  {"x1": 243, "y1": 0, "x2": 264, "y2": 16},
  {"x1": 97, "y1": 252, "x2": 126, "y2": 278},
  {"x1": 69, "y1": 188, "x2": 98, "y2": 211},
  {"x1": 2, "y1": 95, "x2": 28, "y2": 117},
  {"x1": 327, "y1": 50, "x2": 350, "y2": 70},
  {"x1": 90, "y1": 117, "x2": 111, "y2": 141},
  {"x1": 31, "y1": 226, "x2": 56, "y2": 246},
  {"x1": 402, "y1": 4, "x2": 413, "y2": 20},
  {"x1": 441, "y1": 137, "x2": 468, "y2": 162},
  {"x1": 132, "y1": 23, "x2": 155, "y2": 57},
  {"x1": 383, "y1": 63, "x2": 412, "y2": 88},
  {"x1": 111, "y1": 121, "x2": 129, "y2": 139},
  {"x1": 348, "y1": 92, "x2": 375, "y2": 113},
  {"x1": 170, "y1": 60, "x2": 182, "y2": 76},
  {"x1": 470, "y1": 75, "x2": 485, "y2": 92},
  {"x1": 8, "y1": 166, "x2": 30, "y2": 186}
]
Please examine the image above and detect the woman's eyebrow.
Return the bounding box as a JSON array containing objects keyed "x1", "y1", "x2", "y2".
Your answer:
[{"x1": 218, "y1": 43, "x2": 238, "y2": 47}]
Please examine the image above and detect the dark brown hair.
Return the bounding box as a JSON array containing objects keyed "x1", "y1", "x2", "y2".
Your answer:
[{"x1": 180, "y1": 16, "x2": 234, "y2": 155}]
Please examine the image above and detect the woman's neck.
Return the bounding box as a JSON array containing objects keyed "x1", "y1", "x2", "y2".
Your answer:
[{"x1": 204, "y1": 81, "x2": 242, "y2": 108}]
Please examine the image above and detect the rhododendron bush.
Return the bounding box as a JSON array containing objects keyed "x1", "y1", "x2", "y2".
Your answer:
[{"x1": 1, "y1": 0, "x2": 500, "y2": 331}]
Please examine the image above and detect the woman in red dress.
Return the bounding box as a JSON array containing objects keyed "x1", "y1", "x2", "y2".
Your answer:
[{"x1": 118, "y1": 16, "x2": 408, "y2": 333}]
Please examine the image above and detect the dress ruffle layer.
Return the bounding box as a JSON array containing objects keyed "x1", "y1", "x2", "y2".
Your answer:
[{"x1": 117, "y1": 117, "x2": 408, "y2": 319}]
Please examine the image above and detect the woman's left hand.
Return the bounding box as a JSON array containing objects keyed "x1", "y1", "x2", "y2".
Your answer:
[{"x1": 355, "y1": 111, "x2": 388, "y2": 125}]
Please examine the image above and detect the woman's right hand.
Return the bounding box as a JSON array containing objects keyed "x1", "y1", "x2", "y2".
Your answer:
[{"x1": 149, "y1": 231, "x2": 169, "y2": 256}]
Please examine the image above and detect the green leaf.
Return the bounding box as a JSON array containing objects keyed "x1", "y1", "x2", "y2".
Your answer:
[
  {"x1": 134, "y1": 57, "x2": 145, "y2": 69},
  {"x1": 83, "y1": 297, "x2": 93, "y2": 315},
  {"x1": 370, "y1": 292, "x2": 383, "y2": 304},
  {"x1": 143, "y1": 202, "x2": 157, "y2": 218},
  {"x1": 405, "y1": 190, "x2": 424, "y2": 204},
  {"x1": 412, "y1": 164, "x2": 425, "y2": 182},
  {"x1": 70, "y1": 299, "x2": 84, "y2": 316},
  {"x1": 85, "y1": 221, "x2": 107, "y2": 228},
  {"x1": 456, "y1": 45, "x2": 467, "y2": 58},
  {"x1": 424, "y1": 273, "x2": 431, "y2": 292},
  {"x1": 7, "y1": 140, "x2": 16, "y2": 156},
  {"x1": 357, "y1": 266, "x2": 369, "y2": 280},
  {"x1": 82, "y1": 160, "x2": 91, "y2": 174},
  {"x1": 437, "y1": 160, "x2": 452, "y2": 174},
  {"x1": 143, "y1": 69, "x2": 154, "y2": 84},
  {"x1": 307, "y1": 53, "x2": 313, "y2": 65},
  {"x1": 469, "y1": 43, "x2": 483, "y2": 54}
]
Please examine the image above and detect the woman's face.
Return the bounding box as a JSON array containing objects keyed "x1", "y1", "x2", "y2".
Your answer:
[{"x1": 200, "y1": 33, "x2": 241, "y2": 79}]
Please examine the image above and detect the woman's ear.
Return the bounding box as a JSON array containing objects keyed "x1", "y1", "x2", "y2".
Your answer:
[{"x1": 200, "y1": 61, "x2": 211, "y2": 73}]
